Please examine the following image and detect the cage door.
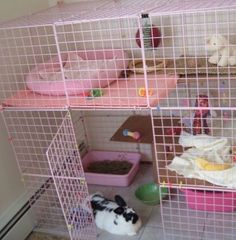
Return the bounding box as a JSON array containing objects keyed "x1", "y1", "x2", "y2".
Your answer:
[{"x1": 46, "y1": 113, "x2": 96, "y2": 240}]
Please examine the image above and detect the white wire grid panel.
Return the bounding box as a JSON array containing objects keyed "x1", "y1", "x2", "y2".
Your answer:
[
  {"x1": 71, "y1": 109, "x2": 153, "y2": 162},
  {"x1": 161, "y1": 188, "x2": 236, "y2": 240},
  {"x1": 151, "y1": 108, "x2": 236, "y2": 190},
  {"x1": 46, "y1": 113, "x2": 96, "y2": 240}
]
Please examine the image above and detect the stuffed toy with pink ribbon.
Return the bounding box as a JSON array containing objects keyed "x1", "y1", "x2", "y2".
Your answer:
[{"x1": 192, "y1": 94, "x2": 211, "y2": 135}]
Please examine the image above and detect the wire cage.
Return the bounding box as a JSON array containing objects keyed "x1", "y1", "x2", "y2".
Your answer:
[
  {"x1": 1, "y1": 0, "x2": 236, "y2": 240},
  {"x1": 0, "y1": 1, "x2": 179, "y2": 109},
  {"x1": 0, "y1": 1, "x2": 236, "y2": 109},
  {"x1": 2, "y1": 109, "x2": 154, "y2": 238}
]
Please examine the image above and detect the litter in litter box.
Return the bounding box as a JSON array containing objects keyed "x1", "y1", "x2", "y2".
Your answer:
[{"x1": 86, "y1": 160, "x2": 133, "y2": 175}]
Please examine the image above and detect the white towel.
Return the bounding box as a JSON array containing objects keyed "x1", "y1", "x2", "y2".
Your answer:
[
  {"x1": 178, "y1": 131, "x2": 231, "y2": 163},
  {"x1": 167, "y1": 131, "x2": 236, "y2": 188}
]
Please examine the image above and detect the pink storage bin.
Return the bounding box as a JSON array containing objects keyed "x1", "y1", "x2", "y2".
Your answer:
[
  {"x1": 82, "y1": 150, "x2": 141, "y2": 187},
  {"x1": 182, "y1": 189, "x2": 236, "y2": 212}
]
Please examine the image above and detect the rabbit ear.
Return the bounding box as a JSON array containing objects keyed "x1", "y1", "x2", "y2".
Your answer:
[
  {"x1": 132, "y1": 214, "x2": 139, "y2": 224},
  {"x1": 114, "y1": 207, "x2": 125, "y2": 215},
  {"x1": 115, "y1": 195, "x2": 127, "y2": 207}
]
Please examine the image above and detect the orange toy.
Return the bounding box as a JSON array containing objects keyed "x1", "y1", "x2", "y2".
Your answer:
[{"x1": 138, "y1": 87, "x2": 153, "y2": 97}]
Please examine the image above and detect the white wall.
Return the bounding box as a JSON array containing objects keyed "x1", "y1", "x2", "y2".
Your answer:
[
  {"x1": 48, "y1": 0, "x2": 95, "y2": 8},
  {"x1": 0, "y1": 115, "x2": 25, "y2": 216},
  {"x1": 0, "y1": 0, "x2": 49, "y2": 23},
  {"x1": 0, "y1": 0, "x2": 50, "y2": 236}
]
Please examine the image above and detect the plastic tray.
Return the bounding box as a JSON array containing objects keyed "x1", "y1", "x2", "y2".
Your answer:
[
  {"x1": 182, "y1": 188, "x2": 236, "y2": 212},
  {"x1": 82, "y1": 150, "x2": 141, "y2": 186}
]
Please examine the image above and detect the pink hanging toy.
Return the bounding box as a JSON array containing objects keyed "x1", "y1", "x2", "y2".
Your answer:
[{"x1": 192, "y1": 94, "x2": 210, "y2": 135}]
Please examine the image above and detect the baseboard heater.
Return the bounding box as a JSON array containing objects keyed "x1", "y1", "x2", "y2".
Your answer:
[
  {"x1": 0, "y1": 177, "x2": 53, "y2": 240},
  {"x1": 1, "y1": 153, "x2": 78, "y2": 239}
]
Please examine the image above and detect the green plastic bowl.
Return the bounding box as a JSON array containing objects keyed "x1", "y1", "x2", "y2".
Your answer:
[{"x1": 135, "y1": 182, "x2": 168, "y2": 205}]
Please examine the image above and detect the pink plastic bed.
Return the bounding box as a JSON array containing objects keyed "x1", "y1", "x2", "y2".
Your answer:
[{"x1": 26, "y1": 49, "x2": 129, "y2": 96}]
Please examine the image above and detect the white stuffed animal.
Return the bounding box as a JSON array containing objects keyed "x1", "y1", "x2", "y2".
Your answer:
[{"x1": 206, "y1": 34, "x2": 236, "y2": 67}]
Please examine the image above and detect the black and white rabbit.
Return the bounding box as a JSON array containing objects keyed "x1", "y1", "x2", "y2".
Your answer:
[{"x1": 90, "y1": 193, "x2": 142, "y2": 236}]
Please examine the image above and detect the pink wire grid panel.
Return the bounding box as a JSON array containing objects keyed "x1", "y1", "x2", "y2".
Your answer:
[
  {"x1": 46, "y1": 113, "x2": 96, "y2": 240},
  {"x1": 151, "y1": 108, "x2": 236, "y2": 190},
  {"x1": 2, "y1": 1, "x2": 236, "y2": 240},
  {"x1": 160, "y1": 188, "x2": 236, "y2": 240},
  {"x1": 54, "y1": 16, "x2": 177, "y2": 108},
  {"x1": 1, "y1": 1, "x2": 236, "y2": 110},
  {"x1": 1, "y1": 110, "x2": 74, "y2": 236},
  {"x1": 181, "y1": 188, "x2": 236, "y2": 212},
  {"x1": 2, "y1": 110, "x2": 70, "y2": 176},
  {"x1": 0, "y1": 15, "x2": 178, "y2": 109},
  {"x1": 145, "y1": 9, "x2": 236, "y2": 109},
  {"x1": 0, "y1": 25, "x2": 70, "y2": 109},
  {"x1": 151, "y1": 106, "x2": 236, "y2": 240},
  {"x1": 23, "y1": 175, "x2": 69, "y2": 236},
  {"x1": 2, "y1": 110, "x2": 96, "y2": 239}
]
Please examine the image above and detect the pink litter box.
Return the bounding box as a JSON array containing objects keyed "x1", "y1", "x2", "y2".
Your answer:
[
  {"x1": 82, "y1": 150, "x2": 141, "y2": 187},
  {"x1": 182, "y1": 188, "x2": 236, "y2": 212}
]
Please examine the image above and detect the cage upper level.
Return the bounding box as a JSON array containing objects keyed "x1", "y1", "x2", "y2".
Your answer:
[{"x1": 1, "y1": 0, "x2": 236, "y2": 110}]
